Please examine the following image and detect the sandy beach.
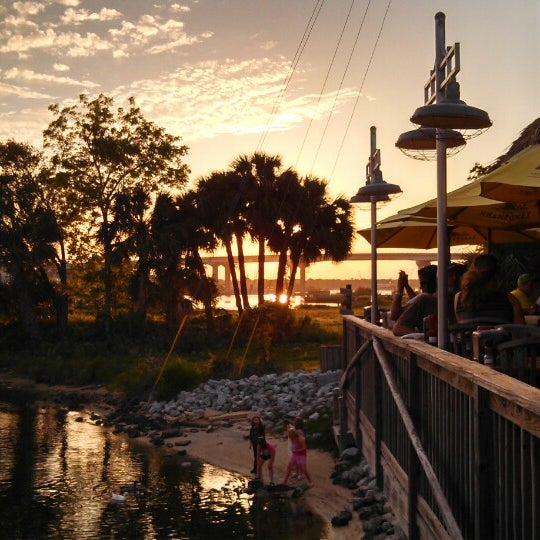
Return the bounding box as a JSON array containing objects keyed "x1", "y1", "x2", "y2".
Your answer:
[{"x1": 154, "y1": 412, "x2": 365, "y2": 540}]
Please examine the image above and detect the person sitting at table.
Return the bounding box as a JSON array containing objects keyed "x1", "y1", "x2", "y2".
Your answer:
[
  {"x1": 447, "y1": 262, "x2": 467, "y2": 324},
  {"x1": 392, "y1": 264, "x2": 438, "y2": 336},
  {"x1": 510, "y1": 273, "x2": 540, "y2": 315},
  {"x1": 390, "y1": 265, "x2": 435, "y2": 322},
  {"x1": 454, "y1": 254, "x2": 524, "y2": 325}
]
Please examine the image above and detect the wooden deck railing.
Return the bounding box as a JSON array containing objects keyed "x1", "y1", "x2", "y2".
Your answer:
[{"x1": 336, "y1": 315, "x2": 540, "y2": 540}]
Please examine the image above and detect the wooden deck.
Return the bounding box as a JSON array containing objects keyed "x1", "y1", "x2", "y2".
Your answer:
[{"x1": 334, "y1": 315, "x2": 540, "y2": 540}]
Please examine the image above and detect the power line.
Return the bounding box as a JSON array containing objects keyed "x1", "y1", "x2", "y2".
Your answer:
[
  {"x1": 256, "y1": 0, "x2": 325, "y2": 151},
  {"x1": 294, "y1": 0, "x2": 357, "y2": 169},
  {"x1": 329, "y1": 0, "x2": 393, "y2": 182},
  {"x1": 309, "y1": 0, "x2": 373, "y2": 175}
]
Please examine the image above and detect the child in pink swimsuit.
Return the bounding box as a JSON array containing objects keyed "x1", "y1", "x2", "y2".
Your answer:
[
  {"x1": 283, "y1": 428, "x2": 313, "y2": 486},
  {"x1": 256, "y1": 437, "x2": 276, "y2": 485}
]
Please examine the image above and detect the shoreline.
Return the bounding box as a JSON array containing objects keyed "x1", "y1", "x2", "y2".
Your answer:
[
  {"x1": 0, "y1": 373, "x2": 365, "y2": 539},
  {"x1": 132, "y1": 419, "x2": 365, "y2": 539}
]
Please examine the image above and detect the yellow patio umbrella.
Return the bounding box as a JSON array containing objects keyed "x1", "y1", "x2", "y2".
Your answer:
[
  {"x1": 478, "y1": 144, "x2": 540, "y2": 203},
  {"x1": 359, "y1": 213, "x2": 539, "y2": 250},
  {"x1": 396, "y1": 180, "x2": 540, "y2": 231}
]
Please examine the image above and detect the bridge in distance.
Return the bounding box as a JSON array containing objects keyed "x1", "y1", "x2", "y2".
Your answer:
[{"x1": 202, "y1": 251, "x2": 465, "y2": 293}]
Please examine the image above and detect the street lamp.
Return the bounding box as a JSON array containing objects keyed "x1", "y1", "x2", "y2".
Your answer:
[
  {"x1": 398, "y1": 12, "x2": 491, "y2": 349},
  {"x1": 395, "y1": 127, "x2": 465, "y2": 160},
  {"x1": 351, "y1": 126, "x2": 402, "y2": 324}
]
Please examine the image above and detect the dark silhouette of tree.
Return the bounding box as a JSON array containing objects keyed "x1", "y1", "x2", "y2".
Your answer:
[
  {"x1": 286, "y1": 176, "x2": 354, "y2": 299},
  {"x1": 195, "y1": 170, "x2": 251, "y2": 313},
  {"x1": 231, "y1": 152, "x2": 282, "y2": 305},
  {"x1": 267, "y1": 167, "x2": 303, "y2": 299},
  {"x1": 0, "y1": 141, "x2": 60, "y2": 340},
  {"x1": 109, "y1": 187, "x2": 155, "y2": 325},
  {"x1": 43, "y1": 93, "x2": 189, "y2": 334},
  {"x1": 151, "y1": 192, "x2": 218, "y2": 331}
]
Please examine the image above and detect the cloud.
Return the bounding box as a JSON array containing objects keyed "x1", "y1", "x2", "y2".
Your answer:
[
  {"x1": 4, "y1": 14, "x2": 40, "y2": 30},
  {"x1": 60, "y1": 7, "x2": 122, "y2": 25},
  {"x1": 0, "y1": 107, "x2": 53, "y2": 146},
  {"x1": 170, "y1": 4, "x2": 190, "y2": 14},
  {"x1": 109, "y1": 57, "x2": 358, "y2": 142},
  {"x1": 109, "y1": 15, "x2": 212, "y2": 57},
  {"x1": 147, "y1": 31, "x2": 213, "y2": 54},
  {"x1": 13, "y1": 2, "x2": 45, "y2": 17},
  {"x1": 260, "y1": 41, "x2": 277, "y2": 51},
  {"x1": 54, "y1": 0, "x2": 80, "y2": 6},
  {"x1": 53, "y1": 63, "x2": 69, "y2": 71},
  {"x1": 0, "y1": 81, "x2": 53, "y2": 99},
  {"x1": 4, "y1": 67, "x2": 99, "y2": 87},
  {"x1": 1, "y1": 3, "x2": 208, "y2": 62},
  {"x1": 0, "y1": 28, "x2": 112, "y2": 57}
]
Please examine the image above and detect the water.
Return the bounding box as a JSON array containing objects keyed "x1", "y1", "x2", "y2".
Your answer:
[
  {"x1": 0, "y1": 394, "x2": 325, "y2": 539},
  {"x1": 215, "y1": 290, "x2": 395, "y2": 310},
  {"x1": 216, "y1": 294, "x2": 306, "y2": 310}
]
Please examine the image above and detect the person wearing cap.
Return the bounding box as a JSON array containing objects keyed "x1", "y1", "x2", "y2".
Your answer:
[{"x1": 510, "y1": 273, "x2": 539, "y2": 315}]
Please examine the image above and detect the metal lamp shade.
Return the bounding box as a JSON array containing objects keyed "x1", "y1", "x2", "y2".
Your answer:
[
  {"x1": 395, "y1": 127, "x2": 466, "y2": 150},
  {"x1": 350, "y1": 181, "x2": 401, "y2": 204},
  {"x1": 411, "y1": 101, "x2": 492, "y2": 130}
]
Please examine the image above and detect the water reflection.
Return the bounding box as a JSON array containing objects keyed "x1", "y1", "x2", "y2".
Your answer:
[{"x1": 0, "y1": 398, "x2": 325, "y2": 539}]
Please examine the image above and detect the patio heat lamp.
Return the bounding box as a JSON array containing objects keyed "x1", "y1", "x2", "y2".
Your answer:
[
  {"x1": 351, "y1": 126, "x2": 402, "y2": 324},
  {"x1": 397, "y1": 11, "x2": 491, "y2": 349}
]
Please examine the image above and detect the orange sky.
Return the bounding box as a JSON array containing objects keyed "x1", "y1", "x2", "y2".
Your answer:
[{"x1": 0, "y1": 0, "x2": 538, "y2": 279}]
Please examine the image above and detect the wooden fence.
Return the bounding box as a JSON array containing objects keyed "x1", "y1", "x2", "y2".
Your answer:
[{"x1": 335, "y1": 315, "x2": 540, "y2": 540}]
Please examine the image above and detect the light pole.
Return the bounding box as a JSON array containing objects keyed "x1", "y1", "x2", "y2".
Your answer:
[
  {"x1": 351, "y1": 126, "x2": 401, "y2": 324},
  {"x1": 398, "y1": 12, "x2": 491, "y2": 349}
]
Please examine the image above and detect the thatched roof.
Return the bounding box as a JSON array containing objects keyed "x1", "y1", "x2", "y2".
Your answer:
[{"x1": 484, "y1": 117, "x2": 540, "y2": 173}]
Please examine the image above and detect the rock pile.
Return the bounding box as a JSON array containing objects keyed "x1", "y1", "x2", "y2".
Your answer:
[
  {"x1": 144, "y1": 369, "x2": 341, "y2": 434},
  {"x1": 331, "y1": 447, "x2": 405, "y2": 540}
]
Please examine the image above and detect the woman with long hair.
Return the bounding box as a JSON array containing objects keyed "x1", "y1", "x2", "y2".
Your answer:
[{"x1": 454, "y1": 254, "x2": 524, "y2": 324}]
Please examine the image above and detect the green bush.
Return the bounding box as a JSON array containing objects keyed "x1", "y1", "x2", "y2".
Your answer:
[
  {"x1": 154, "y1": 357, "x2": 208, "y2": 401},
  {"x1": 111, "y1": 362, "x2": 156, "y2": 399}
]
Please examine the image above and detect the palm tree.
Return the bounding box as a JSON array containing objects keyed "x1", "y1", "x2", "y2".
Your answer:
[
  {"x1": 151, "y1": 191, "x2": 218, "y2": 331},
  {"x1": 286, "y1": 177, "x2": 354, "y2": 299},
  {"x1": 267, "y1": 168, "x2": 303, "y2": 299},
  {"x1": 109, "y1": 186, "x2": 155, "y2": 324},
  {"x1": 195, "y1": 171, "x2": 250, "y2": 313},
  {"x1": 231, "y1": 152, "x2": 283, "y2": 305}
]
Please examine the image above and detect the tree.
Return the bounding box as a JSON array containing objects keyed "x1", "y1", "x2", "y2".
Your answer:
[
  {"x1": 195, "y1": 171, "x2": 251, "y2": 313},
  {"x1": 286, "y1": 177, "x2": 354, "y2": 299},
  {"x1": 231, "y1": 152, "x2": 282, "y2": 305},
  {"x1": 0, "y1": 140, "x2": 60, "y2": 340},
  {"x1": 151, "y1": 191, "x2": 218, "y2": 331},
  {"x1": 267, "y1": 167, "x2": 303, "y2": 299},
  {"x1": 109, "y1": 187, "x2": 155, "y2": 324},
  {"x1": 43, "y1": 93, "x2": 190, "y2": 334}
]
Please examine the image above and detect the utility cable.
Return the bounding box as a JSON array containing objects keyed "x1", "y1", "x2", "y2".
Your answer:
[
  {"x1": 257, "y1": 0, "x2": 325, "y2": 151},
  {"x1": 329, "y1": 0, "x2": 393, "y2": 181},
  {"x1": 309, "y1": 0, "x2": 372, "y2": 175},
  {"x1": 295, "y1": 0, "x2": 357, "y2": 169}
]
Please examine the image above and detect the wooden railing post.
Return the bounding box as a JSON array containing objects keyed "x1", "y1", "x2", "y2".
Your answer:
[
  {"x1": 473, "y1": 385, "x2": 494, "y2": 540},
  {"x1": 407, "y1": 354, "x2": 420, "y2": 539},
  {"x1": 374, "y1": 355, "x2": 383, "y2": 490}
]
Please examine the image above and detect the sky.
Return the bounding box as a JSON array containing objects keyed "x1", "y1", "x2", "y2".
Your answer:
[{"x1": 1, "y1": 0, "x2": 539, "y2": 281}]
